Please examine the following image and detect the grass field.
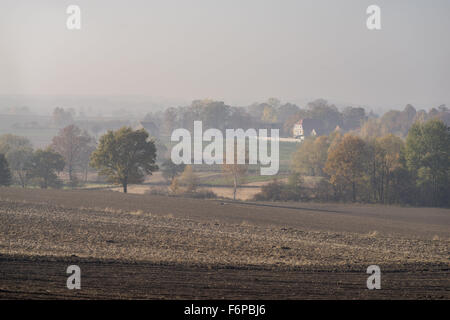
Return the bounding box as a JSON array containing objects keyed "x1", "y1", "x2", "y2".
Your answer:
[
  {"x1": 0, "y1": 187, "x2": 449, "y2": 299},
  {"x1": 160, "y1": 136, "x2": 300, "y2": 174}
]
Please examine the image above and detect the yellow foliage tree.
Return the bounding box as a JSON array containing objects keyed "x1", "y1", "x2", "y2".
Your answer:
[
  {"x1": 325, "y1": 134, "x2": 368, "y2": 201},
  {"x1": 179, "y1": 165, "x2": 198, "y2": 193}
]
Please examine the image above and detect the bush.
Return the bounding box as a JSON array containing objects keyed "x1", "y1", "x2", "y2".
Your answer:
[
  {"x1": 145, "y1": 187, "x2": 169, "y2": 196},
  {"x1": 253, "y1": 180, "x2": 283, "y2": 201},
  {"x1": 185, "y1": 189, "x2": 217, "y2": 199},
  {"x1": 147, "y1": 186, "x2": 217, "y2": 199},
  {"x1": 253, "y1": 175, "x2": 310, "y2": 202}
]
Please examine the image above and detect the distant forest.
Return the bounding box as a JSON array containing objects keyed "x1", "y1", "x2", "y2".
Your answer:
[
  {"x1": 142, "y1": 98, "x2": 450, "y2": 139},
  {"x1": 3, "y1": 98, "x2": 449, "y2": 140}
]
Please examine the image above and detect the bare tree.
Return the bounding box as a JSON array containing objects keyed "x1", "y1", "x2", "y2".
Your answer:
[
  {"x1": 222, "y1": 145, "x2": 248, "y2": 201},
  {"x1": 51, "y1": 125, "x2": 94, "y2": 186},
  {"x1": 79, "y1": 141, "x2": 96, "y2": 183}
]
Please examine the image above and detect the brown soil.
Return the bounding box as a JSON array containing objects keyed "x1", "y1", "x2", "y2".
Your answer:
[{"x1": 0, "y1": 187, "x2": 449, "y2": 299}]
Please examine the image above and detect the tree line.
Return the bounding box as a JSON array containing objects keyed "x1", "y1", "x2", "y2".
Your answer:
[
  {"x1": 257, "y1": 119, "x2": 449, "y2": 207},
  {"x1": 144, "y1": 99, "x2": 449, "y2": 138},
  {"x1": 46, "y1": 99, "x2": 449, "y2": 144},
  {"x1": 1, "y1": 107, "x2": 449, "y2": 207}
]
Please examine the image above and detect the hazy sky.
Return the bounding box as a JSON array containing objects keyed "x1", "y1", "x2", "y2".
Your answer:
[{"x1": 1, "y1": 0, "x2": 449, "y2": 109}]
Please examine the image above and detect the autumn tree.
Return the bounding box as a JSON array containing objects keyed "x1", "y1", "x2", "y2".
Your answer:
[
  {"x1": 28, "y1": 148, "x2": 65, "y2": 189},
  {"x1": 0, "y1": 134, "x2": 33, "y2": 154},
  {"x1": 378, "y1": 105, "x2": 418, "y2": 137},
  {"x1": 359, "y1": 118, "x2": 383, "y2": 140},
  {"x1": 90, "y1": 127, "x2": 158, "y2": 193},
  {"x1": 366, "y1": 134, "x2": 406, "y2": 203},
  {"x1": 325, "y1": 134, "x2": 368, "y2": 201},
  {"x1": 0, "y1": 154, "x2": 12, "y2": 186},
  {"x1": 261, "y1": 105, "x2": 278, "y2": 123},
  {"x1": 327, "y1": 130, "x2": 343, "y2": 152},
  {"x1": 178, "y1": 165, "x2": 199, "y2": 193},
  {"x1": 51, "y1": 125, "x2": 95, "y2": 185}
]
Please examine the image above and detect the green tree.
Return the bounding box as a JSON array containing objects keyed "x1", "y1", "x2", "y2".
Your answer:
[
  {"x1": 0, "y1": 134, "x2": 34, "y2": 187},
  {"x1": 405, "y1": 119, "x2": 450, "y2": 206},
  {"x1": 0, "y1": 154, "x2": 12, "y2": 186},
  {"x1": 90, "y1": 127, "x2": 158, "y2": 193},
  {"x1": 307, "y1": 99, "x2": 343, "y2": 133},
  {"x1": 6, "y1": 148, "x2": 33, "y2": 187},
  {"x1": 342, "y1": 106, "x2": 366, "y2": 131},
  {"x1": 201, "y1": 100, "x2": 231, "y2": 131},
  {"x1": 291, "y1": 138, "x2": 315, "y2": 175},
  {"x1": 28, "y1": 148, "x2": 65, "y2": 189}
]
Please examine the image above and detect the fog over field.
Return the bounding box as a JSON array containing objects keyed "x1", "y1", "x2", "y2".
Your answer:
[{"x1": 0, "y1": 1, "x2": 449, "y2": 302}]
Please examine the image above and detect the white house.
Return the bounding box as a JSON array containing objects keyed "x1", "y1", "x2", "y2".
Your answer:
[{"x1": 292, "y1": 119, "x2": 324, "y2": 141}]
